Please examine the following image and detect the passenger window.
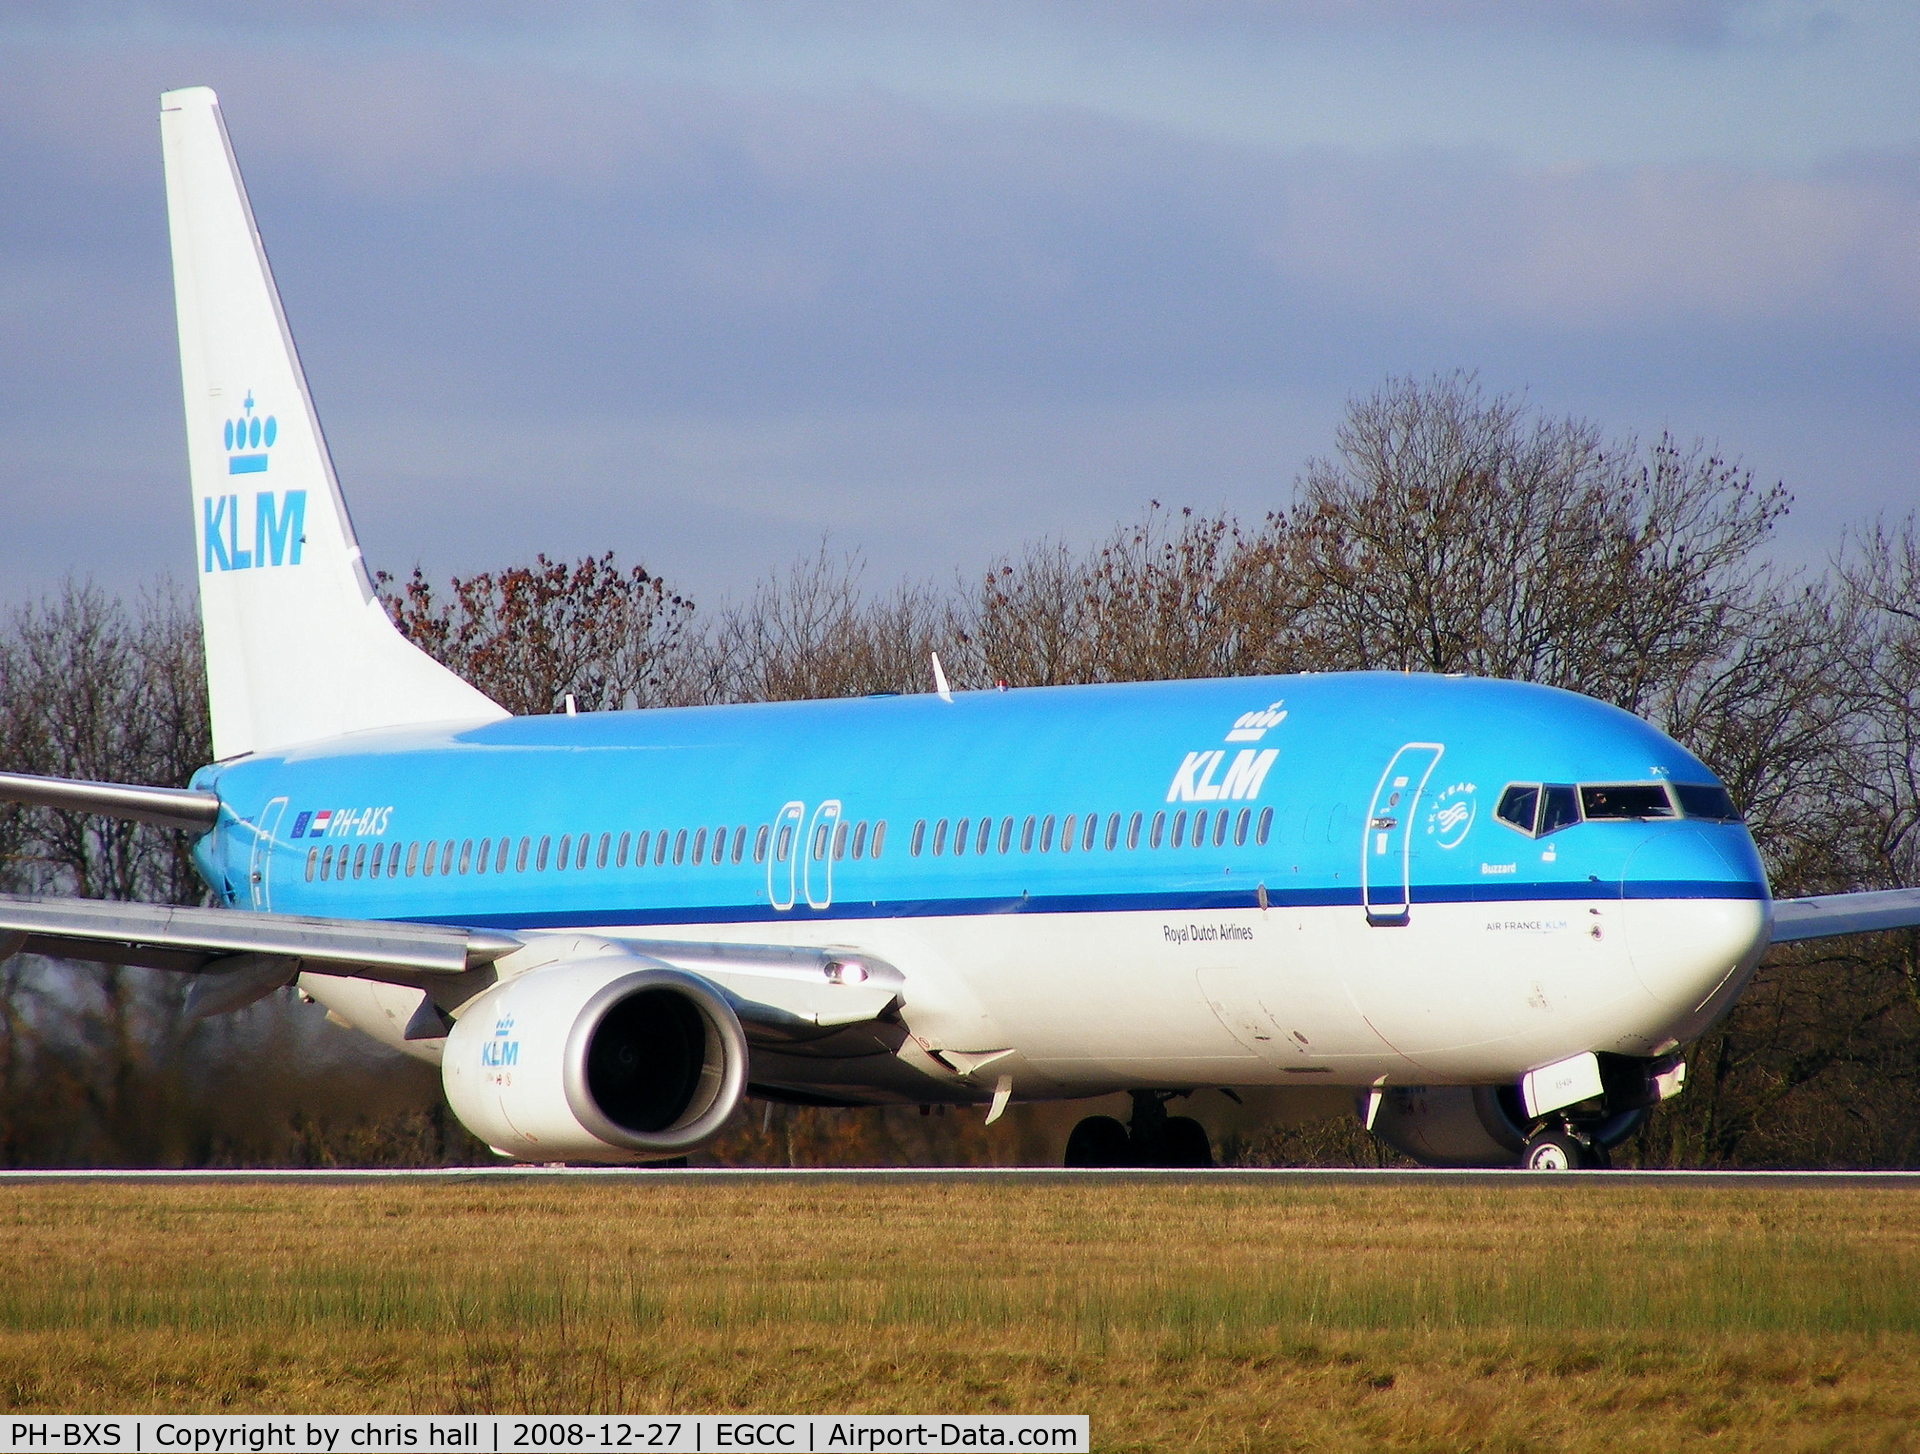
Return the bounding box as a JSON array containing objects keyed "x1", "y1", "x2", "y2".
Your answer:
[
  {"x1": 733, "y1": 826, "x2": 747, "y2": 864},
  {"x1": 440, "y1": 840, "x2": 455, "y2": 875},
  {"x1": 1675, "y1": 784, "x2": 1741, "y2": 822},
  {"x1": 1039, "y1": 816, "x2": 1054, "y2": 852},
  {"x1": 1497, "y1": 784, "x2": 1540, "y2": 836},
  {"x1": 850, "y1": 821, "x2": 868, "y2": 859},
  {"x1": 655, "y1": 831, "x2": 669, "y2": 866},
  {"x1": 1127, "y1": 812, "x2": 1142, "y2": 849},
  {"x1": 1581, "y1": 784, "x2": 1675, "y2": 820},
  {"x1": 473, "y1": 838, "x2": 488, "y2": 875},
  {"x1": 1107, "y1": 813, "x2": 1121, "y2": 851},
  {"x1": 1255, "y1": 807, "x2": 1272, "y2": 846},
  {"x1": 617, "y1": 832, "x2": 630, "y2": 868},
  {"x1": 537, "y1": 835, "x2": 551, "y2": 871},
  {"x1": 494, "y1": 839, "x2": 508, "y2": 874},
  {"x1": 754, "y1": 825, "x2": 769, "y2": 863},
  {"x1": 691, "y1": 827, "x2": 707, "y2": 864},
  {"x1": 811, "y1": 824, "x2": 829, "y2": 861},
  {"x1": 1171, "y1": 810, "x2": 1187, "y2": 848},
  {"x1": 1020, "y1": 816, "x2": 1036, "y2": 852},
  {"x1": 712, "y1": 824, "x2": 727, "y2": 864},
  {"x1": 998, "y1": 817, "x2": 1014, "y2": 853},
  {"x1": 597, "y1": 833, "x2": 610, "y2": 869},
  {"x1": 953, "y1": 817, "x2": 969, "y2": 856},
  {"x1": 932, "y1": 819, "x2": 948, "y2": 856},
  {"x1": 407, "y1": 841, "x2": 420, "y2": 877},
  {"x1": 911, "y1": 820, "x2": 927, "y2": 857},
  {"x1": 871, "y1": 821, "x2": 886, "y2": 858},
  {"x1": 577, "y1": 834, "x2": 591, "y2": 869},
  {"x1": 1539, "y1": 785, "x2": 1581, "y2": 835},
  {"x1": 516, "y1": 837, "x2": 530, "y2": 872},
  {"x1": 1213, "y1": 809, "x2": 1229, "y2": 847},
  {"x1": 556, "y1": 834, "x2": 571, "y2": 871},
  {"x1": 1059, "y1": 814, "x2": 1074, "y2": 853},
  {"x1": 1150, "y1": 812, "x2": 1165, "y2": 849},
  {"x1": 305, "y1": 848, "x2": 317, "y2": 882},
  {"x1": 319, "y1": 846, "x2": 332, "y2": 881},
  {"x1": 1084, "y1": 814, "x2": 1098, "y2": 851},
  {"x1": 369, "y1": 843, "x2": 383, "y2": 879},
  {"x1": 1234, "y1": 808, "x2": 1250, "y2": 847},
  {"x1": 456, "y1": 840, "x2": 470, "y2": 875},
  {"x1": 976, "y1": 818, "x2": 992, "y2": 854},
  {"x1": 674, "y1": 829, "x2": 689, "y2": 865},
  {"x1": 776, "y1": 824, "x2": 793, "y2": 862},
  {"x1": 833, "y1": 822, "x2": 849, "y2": 860},
  {"x1": 420, "y1": 842, "x2": 434, "y2": 878}
]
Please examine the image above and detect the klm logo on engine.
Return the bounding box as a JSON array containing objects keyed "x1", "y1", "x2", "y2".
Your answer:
[
  {"x1": 1167, "y1": 699, "x2": 1286, "y2": 802},
  {"x1": 481, "y1": 1013, "x2": 519, "y2": 1070}
]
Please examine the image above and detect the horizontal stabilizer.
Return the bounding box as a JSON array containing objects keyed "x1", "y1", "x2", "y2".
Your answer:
[
  {"x1": 1769, "y1": 888, "x2": 1920, "y2": 943},
  {"x1": 0, "y1": 891, "x2": 519, "y2": 979},
  {"x1": 0, "y1": 770, "x2": 221, "y2": 834}
]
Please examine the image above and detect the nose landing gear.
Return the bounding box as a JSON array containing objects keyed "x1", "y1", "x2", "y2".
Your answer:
[
  {"x1": 1522, "y1": 1124, "x2": 1608, "y2": 1171},
  {"x1": 1063, "y1": 1091, "x2": 1214, "y2": 1168}
]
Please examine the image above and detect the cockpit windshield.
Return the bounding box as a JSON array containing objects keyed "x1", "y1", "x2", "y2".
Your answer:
[
  {"x1": 1580, "y1": 784, "x2": 1676, "y2": 821},
  {"x1": 1673, "y1": 783, "x2": 1741, "y2": 821}
]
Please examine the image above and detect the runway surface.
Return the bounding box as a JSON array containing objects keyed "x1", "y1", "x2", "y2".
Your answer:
[{"x1": 2, "y1": 1166, "x2": 1917, "y2": 1186}]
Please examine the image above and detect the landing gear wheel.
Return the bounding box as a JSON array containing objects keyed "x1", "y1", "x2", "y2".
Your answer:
[
  {"x1": 1065, "y1": 1115, "x2": 1133, "y2": 1167},
  {"x1": 1523, "y1": 1129, "x2": 1592, "y2": 1171},
  {"x1": 1156, "y1": 1116, "x2": 1213, "y2": 1168}
]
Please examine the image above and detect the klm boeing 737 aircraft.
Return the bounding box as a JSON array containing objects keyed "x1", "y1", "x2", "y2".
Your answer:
[{"x1": 4, "y1": 87, "x2": 1917, "y2": 1170}]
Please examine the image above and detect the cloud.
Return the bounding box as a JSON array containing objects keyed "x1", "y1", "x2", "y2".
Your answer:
[{"x1": 0, "y1": 20, "x2": 1913, "y2": 608}]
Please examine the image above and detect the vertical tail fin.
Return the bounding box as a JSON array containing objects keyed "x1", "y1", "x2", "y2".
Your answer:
[{"x1": 159, "y1": 87, "x2": 506, "y2": 760}]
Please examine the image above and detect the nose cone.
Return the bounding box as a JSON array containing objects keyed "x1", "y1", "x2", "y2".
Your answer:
[{"x1": 1620, "y1": 825, "x2": 1769, "y2": 1046}]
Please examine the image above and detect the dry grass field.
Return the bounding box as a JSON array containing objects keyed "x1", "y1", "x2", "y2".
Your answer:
[{"x1": 1, "y1": 1178, "x2": 1917, "y2": 1451}]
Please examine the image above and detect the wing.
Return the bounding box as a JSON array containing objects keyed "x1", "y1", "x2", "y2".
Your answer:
[
  {"x1": 1770, "y1": 888, "x2": 1920, "y2": 943},
  {"x1": 0, "y1": 891, "x2": 519, "y2": 977}
]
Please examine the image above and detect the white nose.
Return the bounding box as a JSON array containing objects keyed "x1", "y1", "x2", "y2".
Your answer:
[{"x1": 1619, "y1": 894, "x2": 1768, "y2": 1045}]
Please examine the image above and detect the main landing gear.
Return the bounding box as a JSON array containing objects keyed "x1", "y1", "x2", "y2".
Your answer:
[{"x1": 1064, "y1": 1091, "x2": 1213, "y2": 1168}]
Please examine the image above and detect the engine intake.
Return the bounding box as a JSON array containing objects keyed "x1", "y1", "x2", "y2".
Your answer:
[{"x1": 443, "y1": 959, "x2": 748, "y2": 1162}]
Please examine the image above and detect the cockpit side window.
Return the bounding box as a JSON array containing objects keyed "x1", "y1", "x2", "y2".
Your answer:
[
  {"x1": 1580, "y1": 784, "x2": 1675, "y2": 821},
  {"x1": 1496, "y1": 784, "x2": 1540, "y2": 836},
  {"x1": 1674, "y1": 783, "x2": 1742, "y2": 822},
  {"x1": 1539, "y1": 784, "x2": 1581, "y2": 835}
]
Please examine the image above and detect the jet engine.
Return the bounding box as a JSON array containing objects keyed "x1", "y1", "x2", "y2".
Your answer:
[
  {"x1": 1366, "y1": 1085, "x2": 1530, "y2": 1168},
  {"x1": 443, "y1": 958, "x2": 748, "y2": 1163}
]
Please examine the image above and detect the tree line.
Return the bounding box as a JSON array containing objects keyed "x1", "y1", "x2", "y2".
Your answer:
[{"x1": 3, "y1": 374, "x2": 1917, "y2": 1166}]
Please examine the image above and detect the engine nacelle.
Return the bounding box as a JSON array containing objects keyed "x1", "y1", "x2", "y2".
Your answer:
[
  {"x1": 443, "y1": 958, "x2": 748, "y2": 1163},
  {"x1": 1367, "y1": 1085, "x2": 1529, "y2": 1168}
]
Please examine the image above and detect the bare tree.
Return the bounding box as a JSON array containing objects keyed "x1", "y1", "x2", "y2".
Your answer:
[{"x1": 380, "y1": 553, "x2": 697, "y2": 715}]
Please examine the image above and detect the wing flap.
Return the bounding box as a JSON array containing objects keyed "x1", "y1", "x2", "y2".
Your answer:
[
  {"x1": 1770, "y1": 888, "x2": 1920, "y2": 943},
  {"x1": 0, "y1": 892, "x2": 519, "y2": 977}
]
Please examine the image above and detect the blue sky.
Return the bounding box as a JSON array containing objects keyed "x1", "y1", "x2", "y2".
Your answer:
[{"x1": 2, "y1": 1, "x2": 1915, "y2": 608}]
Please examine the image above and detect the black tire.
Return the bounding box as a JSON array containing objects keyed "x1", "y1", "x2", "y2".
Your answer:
[
  {"x1": 1523, "y1": 1129, "x2": 1592, "y2": 1171},
  {"x1": 1064, "y1": 1114, "x2": 1133, "y2": 1167},
  {"x1": 1155, "y1": 1116, "x2": 1214, "y2": 1168}
]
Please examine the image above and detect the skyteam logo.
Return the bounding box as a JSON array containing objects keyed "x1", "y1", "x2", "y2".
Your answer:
[
  {"x1": 224, "y1": 391, "x2": 277, "y2": 474},
  {"x1": 1426, "y1": 782, "x2": 1477, "y2": 850}
]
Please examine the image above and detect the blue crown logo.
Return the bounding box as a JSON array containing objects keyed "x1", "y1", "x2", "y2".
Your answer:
[{"x1": 224, "y1": 391, "x2": 277, "y2": 475}]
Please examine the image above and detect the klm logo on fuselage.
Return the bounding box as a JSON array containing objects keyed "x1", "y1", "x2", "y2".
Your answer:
[{"x1": 1167, "y1": 699, "x2": 1286, "y2": 802}]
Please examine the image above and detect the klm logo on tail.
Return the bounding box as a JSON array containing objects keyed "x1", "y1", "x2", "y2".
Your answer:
[
  {"x1": 202, "y1": 489, "x2": 306, "y2": 572},
  {"x1": 204, "y1": 391, "x2": 305, "y2": 573},
  {"x1": 224, "y1": 390, "x2": 277, "y2": 474}
]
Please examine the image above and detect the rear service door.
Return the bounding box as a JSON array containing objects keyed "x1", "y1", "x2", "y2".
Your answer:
[{"x1": 1361, "y1": 744, "x2": 1443, "y2": 924}]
